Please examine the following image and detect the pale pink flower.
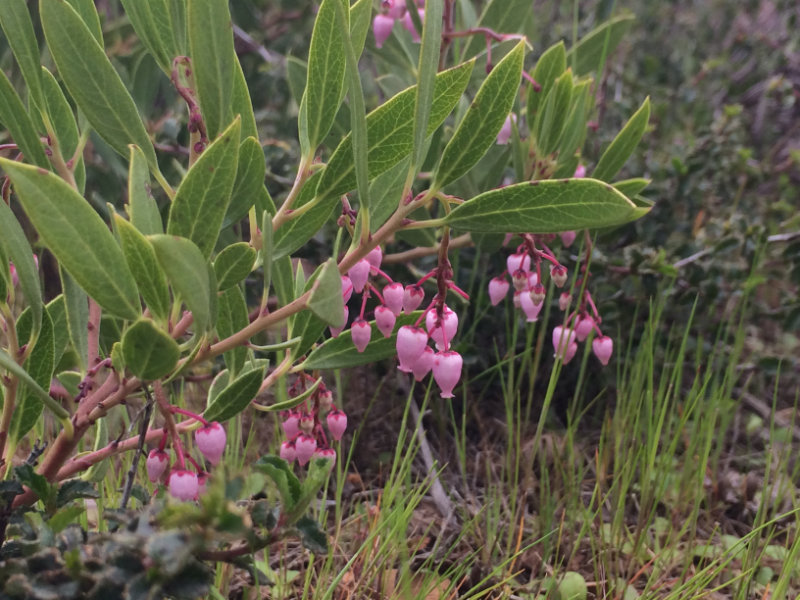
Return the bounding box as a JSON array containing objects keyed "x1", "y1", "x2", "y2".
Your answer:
[
  {"x1": 560, "y1": 231, "x2": 576, "y2": 247},
  {"x1": 432, "y1": 351, "x2": 462, "y2": 398},
  {"x1": 168, "y1": 470, "x2": 199, "y2": 501},
  {"x1": 327, "y1": 409, "x2": 347, "y2": 441},
  {"x1": 279, "y1": 440, "x2": 296, "y2": 462},
  {"x1": 507, "y1": 252, "x2": 531, "y2": 274},
  {"x1": 194, "y1": 422, "x2": 226, "y2": 466},
  {"x1": 488, "y1": 276, "x2": 510, "y2": 306},
  {"x1": 396, "y1": 325, "x2": 428, "y2": 372},
  {"x1": 402, "y1": 285, "x2": 424, "y2": 313},
  {"x1": 411, "y1": 346, "x2": 435, "y2": 381},
  {"x1": 351, "y1": 318, "x2": 372, "y2": 352},
  {"x1": 496, "y1": 114, "x2": 516, "y2": 145},
  {"x1": 373, "y1": 14, "x2": 395, "y2": 48},
  {"x1": 592, "y1": 336, "x2": 613, "y2": 365},
  {"x1": 348, "y1": 259, "x2": 371, "y2": 293},
  {"x1": 383, "y1": 282, "x2": 405, "y2": 316},
  {"x1": 374, "y1": 305, "x2": 396, "y2": 338},
  {"x1": 552, "y1": 326, "x2": 577, "y2": 360},
  {"x1": 295, "y1": 435, "x2": 317, "y2": 466},
  {"x1": 401, "y1": 9, "x2": 424, "y2": 42},
  {"x1": 146, "y1": 449, "x2": 169, "y2": 483},
  {"x1": 575, "y1": 315, "x2": 595, "y2": 342}
]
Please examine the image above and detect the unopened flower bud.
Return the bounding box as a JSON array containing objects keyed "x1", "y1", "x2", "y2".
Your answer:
[
  {"x1": 315, "y1": 447, "x2": 337, "y2": 465},
  {"x1": 488, "y1": 276, "x2": 510, "y2": 306},
  {"x1": 348, "y1": 259, "x2": 371, "y2": 293},
  {"x1": 396, "y1": 325, "x2": 428, "y2": 372},
  {"x1": 341, "y1": 275, "x2": 353, "y2": 303},
  {"x1": 496, "y1": 114, "x2": 515, "y2": 145},
  {"x1": 372, "y1": 14, "x2": 395, "y2": 48},
  {"x1": 432, "y1": 351, "x2": 462, "y2": 399},
  {"x1": 558, "y1": 292, "x2": 571, "y2": 311},
  {"x1": 299, "y1": 412, "x2": 314, "y2": 435},
  {"x1": 282, "y1": 412, "x2": 300, "y2": 439},
  {"x1": 280, "y1": 440, "x2": 296, "y2": 462},
  {"x1": 330, "y1": 305, "x2": 349, "y2": 338},
  {"x1": 401, "y1": 9, "x2": 423, "y2": 42},
  {"x1": 573, "y1": 164, "x2": 586, "y2": 178},
  {"x1": 512, "y1": 269, "x2": 529, "y2": 291},
  {"x1": 168, "y1": 470, "x2": 199, "y2": 501},
  {"x1": 513, "y1": 290, "x2": 522, "y2": 308},
  {"x1": 552, "y1": 326, "x2": 577, "y2": 360},
  {"x1": 592, "y1": 335, "x2": 613, "y2": 366},
  {"x1": 530, "y1": 283, "x2": 546, "y2": 306},
  {"x1": 575, "y1": 315, "x2": 595, "y2": 342},
  {"x1": 351, "y1": 318, "x2": 372, "y2": 352},
  {"x1": 146, "y1": 449, "x2": 169, "y2": 483},
  {"x1": 550, "y1": 265, "x2": 567, "y2": 288},
  {"x1": 383, "y1": 282, "x2": 404, "y2": 316},
  {"x1": 411, "y1": 346, "x2": 435, "y2": 381},
  {"x1": 519, "y1": 291, "x2": 543, "y2": 322},
  {"x1": 318, "y1": 389, "x2": 333, "y2": 413},
  {"x1": 560, "y1": 231, "x2": 576, "y2": 248},
  {"x1": 507, "y1": 252, "x2": 531, "y2": 274},
  {"x1": 327, "y1": 409, "x2": 347, "y2": 441},
  {"x1": 194, "y1": 422, "x2": 226, "y2": 465},
  {"x1": 295, "y1": 435, "x2": 317, "y2": 466},
  {"x1": 403, "y1": 285, "x2": 424, "y2": 313},
  {"x1": 366, "y1": 246, "x2": 383, "y2": 269},
  {"x1": 374, "y1": 305, "x2": 397, "y2": 338}
]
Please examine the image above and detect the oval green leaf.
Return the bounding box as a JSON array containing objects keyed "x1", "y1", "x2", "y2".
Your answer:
[
  {"x1": 127, "y1": 145, "x2": 163, "y2": 235},
  {"x1": 306, "y1": 259, "x2": 344, "y2": 328},
  {"x1": 217, "y1": 286, "x2": 248, "y2": 377},
  {"x1": 149, "y1": 234, "x2": 214, "y2": 333},
  {"x1": 444, "y1": 178, "x2": 645, "y2": 233},
  {"x1": 204, "y1": 363, "x2": 265, "y2": 423},
  {"x1": 0, "y1": 0, "x2": 45, "y2": 109},
  {"x1": 224, "y1": 137, "x2": 266, "y2": 228},
  {"x1": 526, "y1": 41, "x2": 566, "y2": 127},
  {"x1": 166, "y1": 117, "x2": 241, "y2": 257},
  {"x1": 592, "y1": 97, "x2": 650, "y2": 182},
  {"x1": 433, "y1": 42, "x2": 525, "y2": 190},
  {"x1": 0, "y1": 70, "x2": 49, "y2": 169},
  {"x1": 1, "y1": 159, "x2": 140, "y2": 320},
  {"x1": 121, "y1": 318, "x2": 180, "y2": 380},
  {"x1": 534, "y1": 69, "x2": 573, "y2": 157},
  {"x1": 41, "y1": 67, "x2": 86, "y2": 193},
  {"x1": 213, "y1": 242, "x2": 256, "y2": 291}
]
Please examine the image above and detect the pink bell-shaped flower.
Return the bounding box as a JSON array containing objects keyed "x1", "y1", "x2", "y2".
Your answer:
[
  {"x1": 282, "y1": 411, "x2": 300, "y2": 439},
  {"x1": 366, "y1": 246, "x2": 383, "y2": 269},
  {"x1": 402, "y1": 285, "x2": 424, "y2": 313},
  {"x1": 351, "y1": 318, "x2": 372, "y2": 352},
  {"x1": 196, "y1": 473, "x2": 208, "y2": 499},
  {"x1": 373, "y1": 14, "x2": 395, "y2": 49},
  {"x1": 315, "y1": 447, "x2": 337, "y2": 465},
  {"x1": 560, "y1": 231, "x2": 576, "y2": 247},
  {"x1": 348, "y1": 259, "x2": 371, "y2": 293},
  {"x1": 512, "y1": 269, "x2": 529, "y2": 291},
  {"x1": 573, "y1": 164, "x2": 586, "y2": 178},
  {"x1": 432, "y1": 351, "x2": 462, "y2": 398},
  {"x1": 195, "y1": 422, "x2": 226, "y2": 465},
  {"x1": 295, "y1": 434, "x2": 317, "y2": 466},
  {"x1": 558, "y1": 292, "x2": 571, "y2": 311},
  {"x1": 279, "y1": 440, "x2": 296, "y2": 462},
  {"x1": 146, "y1": 449, "x2": 169, "y2": 483},
  {"x1": 575, "y1": 315, "x2": 595, "y2": 342},
  {"x1": 383, "y1": 282, "x2": 405, "y2": 316},
  {"x1": 401, "y1": 9, "x2": 423, "y2": 42},
  {"x1": 411, "y1": 345, "x2": 435, "y2": 381},
  {"x1": 396, "y1": 325, "x2": 428, "y2": 372},
  {"x1": 326, "y1": 409, "x2": 347, "y2": 441},
  {"x1": 384, "y1": 0, "x2": 405, "y2": 19},
  {"x1": 519, "y1": 291, "x2": 543, "y2": 322},
  {"x1": 592, "y1": 335, "x2": 613, "y2": 366},
  {"x1": 507, "y1": 252, "x2": 531, "y2": 274},
  {"x1": 168, "y1": 470, "x2": 199, "y2": 501},
  {"x1": 341, "y1": 275, "x2": 354, "y2": 303},
  {"x1": 496, "y1": 114, "x2": 515, "y2": 145},
  {"x1": 329, "y1": 305, "x2": 349, "y2": 338},
  {"x1": 488, "y1": 276, "x2": 510, "y2": 306},
  {"x1": 426, "y1": 306, "x2": 458, "y2": 350},
  {"x1": 563, "y1": 342, "x2": 578, "y2": 364},
  {"x1": 552, "y1": 326, "x2": 577, "y2": 360},
  {"x1": 374, "y1": 305, "x2": 396, "y2": 338}
]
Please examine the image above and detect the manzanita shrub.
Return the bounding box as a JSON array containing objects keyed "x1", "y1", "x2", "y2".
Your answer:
[{"x1": 0, "y1": 0, "x2": 651, "y2": 594}]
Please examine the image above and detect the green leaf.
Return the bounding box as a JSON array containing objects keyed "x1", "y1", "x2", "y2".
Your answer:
[
  {"x1": 317, "y1": 59, "x2": 474, "y2": 199},
  {"x1": 64, "y1": 0, "x2": 102, "y2": 45},
  {"x1": 60, "y1": 266, "x2": 88, "y2": 371},
  {"x1": 150, "y1": 234, "x2": 214, "y2": 333},
  {"x1": 0, "y1": 158, "x2": 141, "y2": 320},
  {"x1": 555, "y1": 79, "x2": 591, "y2": 164},
  {"x1": 121, "y1": 318, "x2": 181, "y2": 380},
  {"x1": 433, "y1": 42, "x2": 525, "y2": 189},
  {"x1": 254, "y1": 456, "x2": 302, "y2": 508},
  {"x1": 46, "y1": 295, "x2": 70, "y2": 366},
  {"x1": 13, "y1": 464, "x2": 56, "y2": 508},
  {"x1": 526, "y1": 41, "x2": 566, "y2": 126},
  {"x1": 592, "y1": 97, "x2": 650, "y2": 182},
  {"x1": 534, "y1": 69, "x2": 573, "y2": 156},
  {"x1": 232, "y1": 56, "x2": 259, "y2": 140},
  {"x1": 47, "y1": 504, "x2": 85, "y2": 533},
  {"x1": 114, "y1": 216, "x2": 171, "y2": 321},
  {"x1": 40, "y1": 0, "x2": 158, "y2": 169},
  {"x1": 0, "y1": 198, "x2": 42, "y2": 341},
  {"x1": 214, "y1": 243, "x2": 256, "y2": 291},
  {"x1": 0, "y1": 0, "x2": 45, "y2": 109},
  {"x1": 224, "y1": 137, "x2": 266, "y2": 229},
  {"x1": 306, "y1": 259, "x2": 344, "y2": 328},
  {"x1": 41, "y1": 68, "x2": 86, "y2": 193},
  {"x1": 187, "y1": 0, "x2": 236, "y2": 139},
  {"x1": 302, "y1": 312, "x2": 421, "y2": 370},
  {"x1": 0, "y1": 347, "x2": 70, "y2": 422},
  {"x1": 614, "y1": 178, "x2": 650, "y2": 197},
  {"x1": 204, "y1": 363, "x2": 265, "y2": 422},
  {"x1": 273, "y1": 174, "x2": 339, "y2": 261},
  {"x1": 127, "y1": 145, "x2": 163, "y2": 235},
  {"x1": 302, "y1": 0, "x2": 347, "y2": 152},
  {"x1": 295, "y1": 516, "x2": 328, "y2": 554},
  {"x1": 0, "y1": 70, "x2": 49, "y2": 169},
  {"x1": 409, "y1": 0, "x2": 444, "y2": 176},
  {"x1": 166, "y1": 117, "x2": 241, "y2": 257},
  {"x1": 369, "y1": 158, "x2": 410, "y2": 232},
  {"x1": 461, "y1": 0, "x2": 531, "y2": 59},
  {"x1": 10, "y1": 308, "x2": 54, "y2": 441},
  {"x1": 120, "y1": 0, "x2": 178, "y2": 73},
  {"x1": 568, "y1": 13, "x2": 635, "y2": 76},
  {"x1": 444, "y1": 178, "x2": 646, "y2": 233},
  {"x1": 56, "y1": 479, "x2": 99, "y2": 507},
  {"x1": 349, "y1": 0, "x2": 372, "y2": 61},
  {"x1": 216, "y1": 286, "x2": 248, "y2": 377}
]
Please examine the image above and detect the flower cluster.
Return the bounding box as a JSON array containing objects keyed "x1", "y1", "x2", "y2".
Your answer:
[
  {"x1": 145, "y1": 411, "x2": 227, "y2": 502},
  {"x1": 278, "y1": 377, "x2": 346, "y2": 467},
  {"x1": 372, "y1": 0, "x2": 425, "y2": 48}
]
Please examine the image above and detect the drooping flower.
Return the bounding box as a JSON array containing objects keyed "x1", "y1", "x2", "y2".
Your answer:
[
  {"x1": 282, "y1": 412, "x2": 300, "y2": 439},
  {"x1": 401, "y1": 9, "x2": 424, "y2": 42},
  {"x1": 168, "y1": 470, "x2": 199, "y2": 501},
  {"x1": 432, "y1": 351, "x2": 462, "y2": 398},
  {"x1": 194, "y1": 422, "x2": 227, "y2": 465},
  {"x1": 425, "y1": 305, "x2": 458, "y2": 350},
  {"x1": 327, "y1": 409, "x2": 348, "y2": 441},
  {"x1": 329, "y1": 305, "x2": 349, "y2": 338},
  {"x1": 351, "y1": 318, "x2": 372, "y2": 352},
  {"x1": 488, "y1": 276, "x2": 510, "y2": 306},
  {"x1": 519, "y1": 291, "x2": 543, "y2": 322},
  {"x1": 560, "y1": 231, "x2": 576, "y2": 247},
  {"x1": 575, "y1": 315, "x2": 595, "y2": 342},
  {"x1": 279, "y1": 440, "x2": 296, "y2": 462},
  {"x1": 146, "y1": 449, "x2": 169, "y2": 483},
  {"x1": 402, "y1": 285, "x2": 424, "y2": 313},
  {"x1": 552, "y1": 326, "x2": 577, "y2": 361},
  {"x1": 366, "y1": 246, "x2": 383, "y2": 269},
  {"x1": 592, "y1": 336, "x2": 613, "y2": 365},
  {"x1": 383, "y1": 282, "x2": 405, "y2": 316},
  {"x1": 396, "y1": 325, "x2": 428, "y2": 372},
  {"x1": 411, "y1": 346, "x2": 435, "y2": 381},
  {"x1": 348, "y1": 259, "x2": 371, "y2": 293},
  {"x1": 373, "y1": 13, "x2": 395, "y2": 48},
  {"x1": 507, "y1": 252, "x2": 531, "y2": 274},
  {"x1": 341, "y1": 275, "x2": 354, "y2": 303},
  {"x1": 496, "y1": 114, "x2": 516, "y2": 145},
  {"x1": 375, "y1": 305, "x2": 397, "y2": 338}
]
